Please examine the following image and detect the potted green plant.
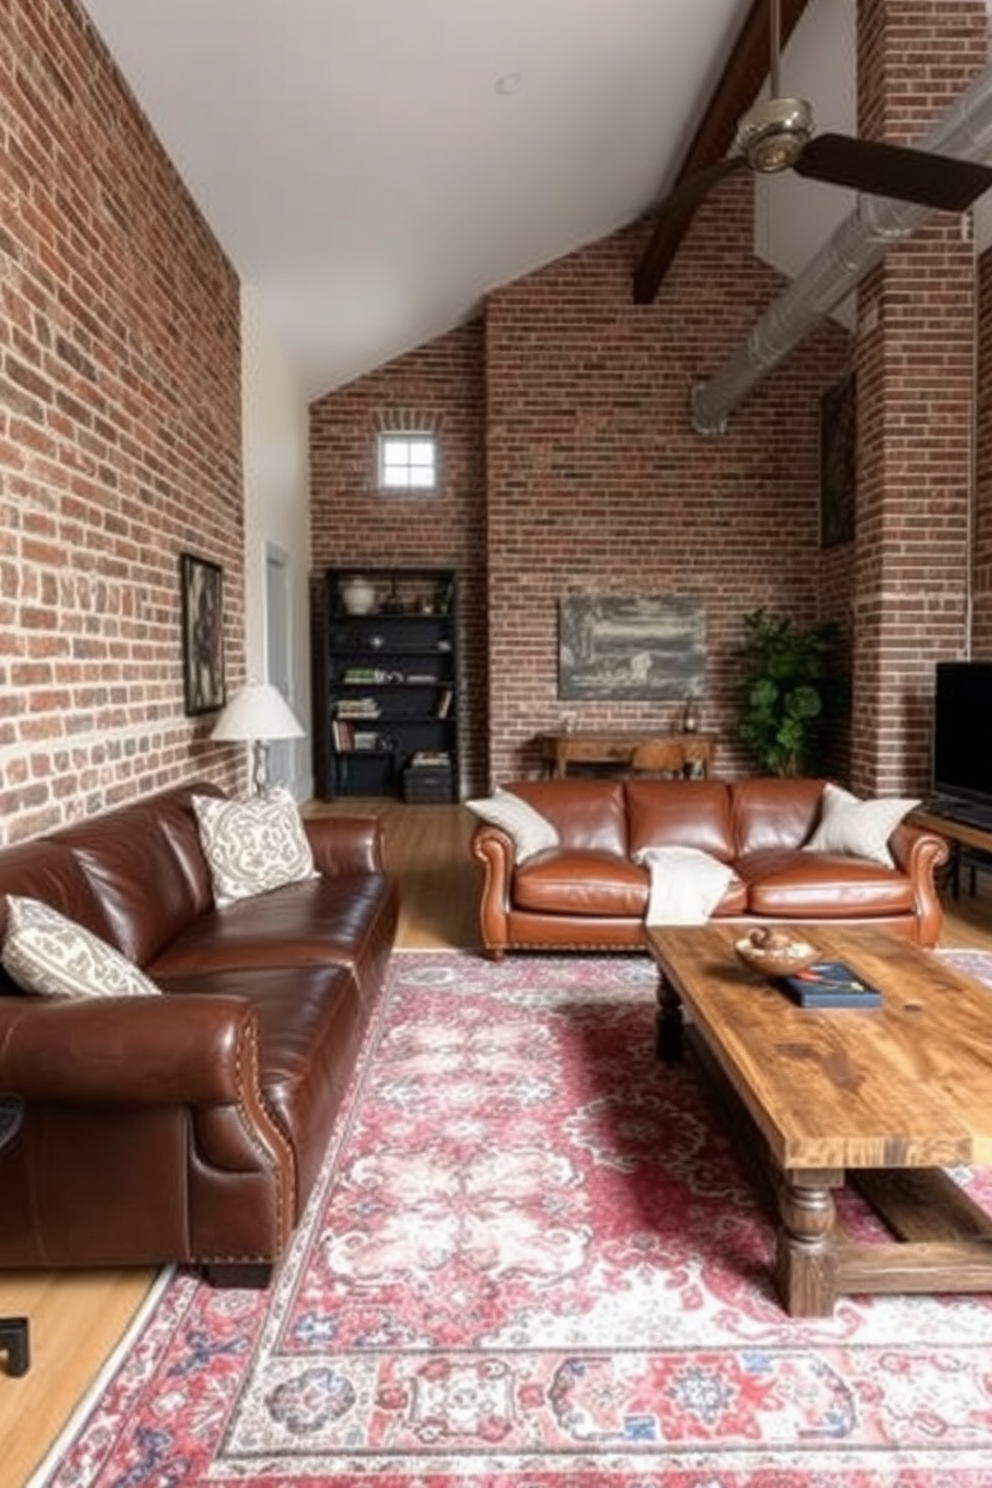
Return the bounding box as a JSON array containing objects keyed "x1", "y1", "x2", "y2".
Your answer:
[{"x1": 737, "y1": 608, "x2": 847, "y2": 777}]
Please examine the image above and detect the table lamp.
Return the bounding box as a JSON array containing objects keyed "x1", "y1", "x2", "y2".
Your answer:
[{"x1": 210, "y1": 683, "x2": 305, "y2": 795}]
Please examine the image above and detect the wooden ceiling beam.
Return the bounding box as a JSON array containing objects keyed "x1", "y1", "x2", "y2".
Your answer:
[{"x1": 633, "y1": 0, "x2": 812, "y2": 304}]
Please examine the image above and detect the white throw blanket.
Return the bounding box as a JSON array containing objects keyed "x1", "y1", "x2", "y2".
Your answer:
[{"x1": 632, "y1": 845, "x2": 734, "y2": 926}]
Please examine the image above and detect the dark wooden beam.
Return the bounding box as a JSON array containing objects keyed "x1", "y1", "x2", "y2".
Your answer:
[{"x1": 633, "y1": 0, "x2": 811, "y2": 304}]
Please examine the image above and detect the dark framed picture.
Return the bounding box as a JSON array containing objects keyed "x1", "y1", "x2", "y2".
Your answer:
[
  {"x1": 558, "y1": 594, "x2": 706, "y2": 700},
  {"x1": 819, "y1": 373, "x2": 856, "y2": 549},
  {"x1": 180, "y1": 552, "x2": 225, "y2": 715}
]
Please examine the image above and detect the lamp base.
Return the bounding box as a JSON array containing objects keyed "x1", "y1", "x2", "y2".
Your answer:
[{"x1": 251, "y1": 740, "x2": 270, "y2": 796}]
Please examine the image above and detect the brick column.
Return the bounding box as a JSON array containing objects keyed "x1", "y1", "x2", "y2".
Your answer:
[{"x1": 850, "y1": 0, "x2": 985, "y2": 795}]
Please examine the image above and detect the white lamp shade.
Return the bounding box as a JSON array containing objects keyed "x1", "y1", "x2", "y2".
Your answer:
[{"x1": 211, "y1": 683, "x2": 305, "y2": 743}]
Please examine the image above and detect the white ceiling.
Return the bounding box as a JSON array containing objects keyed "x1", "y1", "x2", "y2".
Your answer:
[{"x1": 80, "y1": 0, "x2": 857, "y2": 400}]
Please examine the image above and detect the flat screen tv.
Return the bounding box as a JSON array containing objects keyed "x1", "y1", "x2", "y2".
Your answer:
[{"x1": 932, "y1": 660, "x2": 992, "y2": 806}]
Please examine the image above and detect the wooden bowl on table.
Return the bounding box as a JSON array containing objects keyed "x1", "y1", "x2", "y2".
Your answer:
[{"x1": 735, "y1": 928, "x2": 819, "y2": 979}]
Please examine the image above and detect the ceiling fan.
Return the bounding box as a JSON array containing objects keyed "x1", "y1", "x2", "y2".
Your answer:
[{"x1": 654, "y1": 0, "x2": 992, "y2": 221}]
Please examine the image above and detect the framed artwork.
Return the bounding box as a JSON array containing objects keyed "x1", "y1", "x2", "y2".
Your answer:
[
  {"x1": 180, "y1": 552, "x2": 225, "y2": 715},
  {"x1": 819, "y1": 372, "x2": 856, "y2": 549},
  {"x1": 558, "y1": 594, "x2": 706, "y2": 701}
]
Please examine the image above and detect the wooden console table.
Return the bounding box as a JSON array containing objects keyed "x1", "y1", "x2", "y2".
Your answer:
[{"x1": 539, "y1": 730, "x2": 717, "y2": 779}]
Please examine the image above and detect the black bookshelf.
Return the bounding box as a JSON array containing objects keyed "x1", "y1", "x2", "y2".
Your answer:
[{"x1": 317, "y1": 567, "x2": 458, "y2": 801}]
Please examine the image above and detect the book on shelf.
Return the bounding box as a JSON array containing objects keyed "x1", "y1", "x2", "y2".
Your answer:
[
  {"x1": 779, "y1": 960, "x2": 883, "y2": 1009},
  {"x1": 436, "y1": 688, "x2": 453, "y2": 718},
  {"x1": 410, "y1": 750, "x2": 451, "y2": 769},
  {"x1": 332, "y1": 722, "x2": 389, "y2": 753},
  {"x1": 335, "y1": 697, "x2": 380, "y2": 719}
]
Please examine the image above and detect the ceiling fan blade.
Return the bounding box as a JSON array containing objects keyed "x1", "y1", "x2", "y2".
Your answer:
[
  {"x1": 794, "y1": 132, "x2": 992, "y2": 212},
  {"x1": 653, "y1": 155, "x2": 749, "y2": 222}
]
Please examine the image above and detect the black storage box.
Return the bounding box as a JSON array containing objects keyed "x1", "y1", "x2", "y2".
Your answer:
[{"x1": 402, "y1": 766, "x2": 454, "y2": 803}]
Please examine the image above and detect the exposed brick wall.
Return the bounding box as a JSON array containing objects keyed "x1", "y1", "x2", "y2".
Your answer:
[
  {"x1": 10, "y1": 0, "x2": 986, "y2": 835},
  {"x1": 310, "y1": 178, "x2": 850, "y2": 794},
  {"x1": 851, "y1": 0, "x2": 986, "y2": 795},
  {"x1": 0, "y1": 0, "x2": 245, "y2": 844},
  {"x1": 309, "y1": 320, "x2": 487, "y2": 795},
  {"x1": 484, "y1": 198, "x2": 850, "y2": 784},
  {"x1": 305, "y1": 0, "x2": 991, "y2": 802}
]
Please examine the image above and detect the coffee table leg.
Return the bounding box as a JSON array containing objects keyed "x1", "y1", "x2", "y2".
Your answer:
[
  {"x1": 775, "y1": 1175, "x2": 838, "y2": 1317},
  {"x1": 655, "y1": 972, "x2": 684, "y2": 1061}
]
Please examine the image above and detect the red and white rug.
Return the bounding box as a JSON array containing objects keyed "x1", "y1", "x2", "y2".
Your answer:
[{"x1": 31, "y1": 950, "x2": 992, "y2": 1487}]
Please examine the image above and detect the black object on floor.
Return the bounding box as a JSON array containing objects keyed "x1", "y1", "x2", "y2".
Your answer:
[
  {"x1": 0, "y1": 1316, "x2": 29, "y2": 1377},
  {"x1": 0, "y1": 1096, "x2": 30, "y2": 1376}
]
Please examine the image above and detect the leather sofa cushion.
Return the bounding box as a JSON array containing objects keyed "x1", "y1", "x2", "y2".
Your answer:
[
  {"x1": 736, "y1": 847, "x2": 916, "y2": 917},
  {"x1": 626, "y1": 780, "x2": 736, "y2": 861},
  {"x1": 731, "y1": 777, "x2": 825, "y2": 854},
  {"x1": 149, "y1": 875, "x2": 396, "y2": 979},
  {"x1": 156, "y1": 785, "x2": 223, "y2": 907},
  {"x1": 707, "y1": 877, "x2": 750, "y2": 916},
  {"x1": 507, "y1": 781, "x2": 628, "y2": 855},
  {"x1": 513, "y1": 851, "x2": 648, "y2": 917},
  {"x1": 54, "y1": 785, "x2": 222, "y2": 967}
]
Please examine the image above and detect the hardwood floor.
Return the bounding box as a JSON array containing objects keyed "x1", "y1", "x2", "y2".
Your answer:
[{"x1": 1, "y1": 802, "x2": 990, "y2": 1484}]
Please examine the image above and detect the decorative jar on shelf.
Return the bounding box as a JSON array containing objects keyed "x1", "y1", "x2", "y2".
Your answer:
[{"x1": 340, "y1": 575, "x2": 376, "y2": 616}]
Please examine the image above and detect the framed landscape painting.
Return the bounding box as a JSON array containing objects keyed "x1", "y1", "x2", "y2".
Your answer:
[
  {"x1": 180, "y1": 552, "x2": 226, "y2": 715},
  {"x1": 558, "y1": 594, "x2": 706, "y2": 701}
]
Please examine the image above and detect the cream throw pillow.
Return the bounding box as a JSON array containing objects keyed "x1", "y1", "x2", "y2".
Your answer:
[
  {"x1": 1, "y1": 896, "x2": 161, "y2": 998},
  {"x1": 804, "y1": 782, "x2": 920, "y2": 869},
  {"x1": 193, "y1": 789, "x2": 317, "y2": 908},
  {"x1": 466, "y1": 787, "x2": 559, "y2": 864}
]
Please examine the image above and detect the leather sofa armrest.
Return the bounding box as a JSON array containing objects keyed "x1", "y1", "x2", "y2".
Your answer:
[
  {"x1": 889, "y1": 821, "x2": 950, "y2": 875},
  {"x1": 889, "y1": 822, "x2": 951, "y2": 948},
  {"x1": 304, "y1": 814, "x2": 385, "y2": 876},
  {"x1": 470, "y1": 824, "x2": 516, "y2": 959},
  {"x1": 0, "y1": 995, "x2": 258, "y2": 1105}
]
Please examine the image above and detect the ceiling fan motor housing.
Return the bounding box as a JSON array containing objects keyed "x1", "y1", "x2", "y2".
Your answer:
[{"x1": 737, "y1": 96, "x2": 814, "y2": 172}]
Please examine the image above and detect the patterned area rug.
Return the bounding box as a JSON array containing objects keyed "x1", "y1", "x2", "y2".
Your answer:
[{"x1": 32, "y1": 949, "x2": 992, "y2": 1488}]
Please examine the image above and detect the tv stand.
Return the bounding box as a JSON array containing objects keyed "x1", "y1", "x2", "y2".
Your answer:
[{"x1": 928, "y1": 799, "x2": 992, "y2": 831}]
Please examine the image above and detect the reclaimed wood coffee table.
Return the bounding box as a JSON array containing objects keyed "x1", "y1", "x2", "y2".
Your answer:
[{"x1": 646, "y1": 923, "x2": 992, "y2": 1318}]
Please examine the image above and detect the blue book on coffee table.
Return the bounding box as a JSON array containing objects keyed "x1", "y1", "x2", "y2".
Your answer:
[{"x1": 779, "y1": 960, "x2": 883, "y2": 1009}]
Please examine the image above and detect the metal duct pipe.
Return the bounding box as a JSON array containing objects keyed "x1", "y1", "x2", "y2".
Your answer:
[{"x1": 691, "y1": 59, "x2": 992, "y2": 434}]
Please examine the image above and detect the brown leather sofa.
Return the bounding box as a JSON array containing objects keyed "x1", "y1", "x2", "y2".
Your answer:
[
  {"x1": 471, "y1": 777, "x2": 949, "y2": 957},
  {"x1": 0, "y1": 782, "x2": 398, "y2": 1286}
]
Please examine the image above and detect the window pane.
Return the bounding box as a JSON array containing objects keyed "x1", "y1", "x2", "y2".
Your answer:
[{"x1": 378, "y1": 434, "x2": 437, "y2": 492}]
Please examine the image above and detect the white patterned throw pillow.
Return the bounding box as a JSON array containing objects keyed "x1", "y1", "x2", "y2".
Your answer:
[
  {"x1": 804, "y1": 782, "x2": 921, "y2": 869},
  {"x1": 192, "y1": 789, "x2": 317, "y2": 908},
  {"x1": 1, "y1": 896, "x2": 161, "y2": 998},
  {"x1": 466, "y1": 787, "x2": 559, "y2": 864}
]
